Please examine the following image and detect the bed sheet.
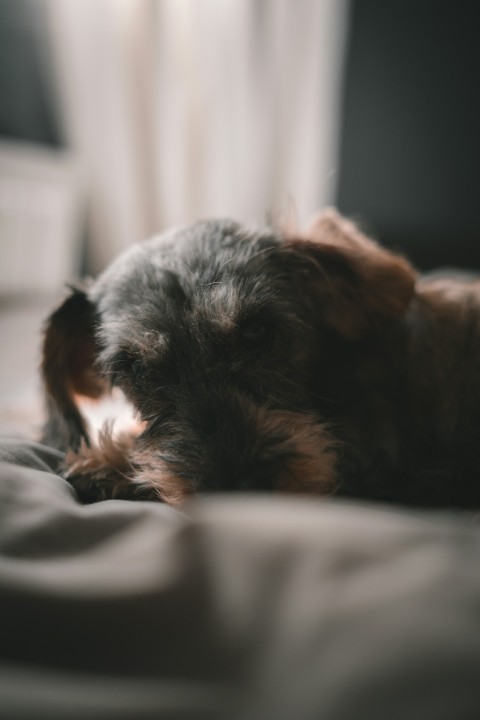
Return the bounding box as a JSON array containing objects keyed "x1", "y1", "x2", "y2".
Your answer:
[{"x1": 1, "y1": 439, "x2": 479, "y2": 719}]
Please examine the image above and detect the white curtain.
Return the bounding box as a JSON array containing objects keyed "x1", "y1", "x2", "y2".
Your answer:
[{"x1": 47, "y1": 0, "x2": 349, "y2": 273}]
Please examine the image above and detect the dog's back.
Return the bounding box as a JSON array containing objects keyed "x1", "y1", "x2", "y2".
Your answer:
[{"x1": 326, "y1": 273, "x2": 480, "y2": 507}]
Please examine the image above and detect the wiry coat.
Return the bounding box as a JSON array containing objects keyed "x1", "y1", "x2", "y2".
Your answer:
[{"x1": 42, "y1": 210, "x2": 480, "y2": 508}]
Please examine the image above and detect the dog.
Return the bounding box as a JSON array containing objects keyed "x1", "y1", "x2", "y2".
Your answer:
[{"x1": 41, "y1": 209, "x2": 480, "y2": 508}]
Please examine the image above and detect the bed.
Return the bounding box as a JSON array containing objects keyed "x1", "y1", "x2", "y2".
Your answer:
[{"x1": 1, "y1": 437, "x2": 480, "y2": 719}]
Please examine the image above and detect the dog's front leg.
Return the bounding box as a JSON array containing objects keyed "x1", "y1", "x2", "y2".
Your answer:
[{"x1": 63, "y1": 431, "x2": 158, "y2": 503}]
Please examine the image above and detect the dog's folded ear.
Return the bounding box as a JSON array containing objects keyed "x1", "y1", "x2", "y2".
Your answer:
[
  {"x1": 284, "y1": 208, "x2": 417, "y2": 337},
  {"x1": 41, "y1": 285, "x2": 107, "y2": 450}
]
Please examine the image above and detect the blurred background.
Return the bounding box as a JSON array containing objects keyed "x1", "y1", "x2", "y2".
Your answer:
[{"x1": 0, "y1": 0, "x2": 479, "y2": 435}]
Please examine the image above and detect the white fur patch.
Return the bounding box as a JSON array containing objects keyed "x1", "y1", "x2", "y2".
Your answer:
[{"x1": 77, "y1": 388, "x2": 142, "y2": 444}]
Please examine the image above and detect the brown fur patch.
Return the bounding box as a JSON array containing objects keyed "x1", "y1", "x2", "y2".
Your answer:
[
  {"x1": 64, "y1": 426, "x2": 145, "y2": 502},
  {"x1": 43, "y1": 288, "x2": 106, "y2": 402},
  {"x1": 132, "y1": 460, "x2": 195, "y2": 505},
  {"x1": 132, "y1": 330, "x2": 169, "y2": 363},
  {"x1": 42, "y1": 287, "x2": 108, "y2": 449},
  {"x1": 65, "y1": 408, "x2": 339, "y2": 504},
  {"x1": 202, "y1": 283, "x2": 240, "y2": 333},
  {"x1": 254, "y1": 408, "x2": 339, "y2": 495},
  {"x1": 286, "y1": 207, "x2": 417, "y2": 337},
  {"x1": 65, "y1": 423, "x2": 193, "y2": 504}
]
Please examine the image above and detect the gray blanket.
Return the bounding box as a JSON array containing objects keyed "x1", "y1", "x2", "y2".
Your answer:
[{"x1": 1, "y1": 439, "x2": 479, "y2": 719}]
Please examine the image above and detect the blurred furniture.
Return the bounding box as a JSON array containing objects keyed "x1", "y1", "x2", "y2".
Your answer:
[{"x1": 0, "y1": 141, "x2": 83, "y2": 436}]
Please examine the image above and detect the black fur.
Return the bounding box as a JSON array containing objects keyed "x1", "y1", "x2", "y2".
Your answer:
[{"x1": 41, "y1": 212, "x2": 480, "y2": 508}]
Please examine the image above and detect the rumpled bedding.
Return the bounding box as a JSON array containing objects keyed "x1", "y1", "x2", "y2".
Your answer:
[{"x1": 1, "y1": 439, "x2": 479, "y2": 719}]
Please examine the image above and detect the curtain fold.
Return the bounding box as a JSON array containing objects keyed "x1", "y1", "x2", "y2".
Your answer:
[{"x1": 46, "y1": 0, "x2": 349, "y2": 273}]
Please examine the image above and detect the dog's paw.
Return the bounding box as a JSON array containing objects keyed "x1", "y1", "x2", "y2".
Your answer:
[
  {"x1": 63, "y1": 432, "x2": 140, "y2": 503},
  {"x1": 65, "y1": 471, "x2": 112, "y2": 504}
]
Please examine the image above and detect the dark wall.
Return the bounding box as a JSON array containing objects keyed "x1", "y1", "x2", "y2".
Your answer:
[{"x1": 336, "y1": 1, "x2": 480, "y2": 270}]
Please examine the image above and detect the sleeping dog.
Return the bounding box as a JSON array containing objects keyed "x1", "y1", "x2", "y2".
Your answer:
[{"x1": 41, "y1": 209, "x2": 480, "y2": 508}]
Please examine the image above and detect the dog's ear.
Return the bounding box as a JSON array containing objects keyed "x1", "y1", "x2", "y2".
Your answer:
[
  {"x1": 41, "y1": 286, "x2": 107, "y2": 450},
  {"x1": 284, "y1": 208, "x2": 416, "y2": 337}
]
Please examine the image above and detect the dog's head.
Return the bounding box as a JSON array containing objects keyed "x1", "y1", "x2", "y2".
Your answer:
[{"x1": 42, "y1": 209, "x2": 416, "y2": 501}]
